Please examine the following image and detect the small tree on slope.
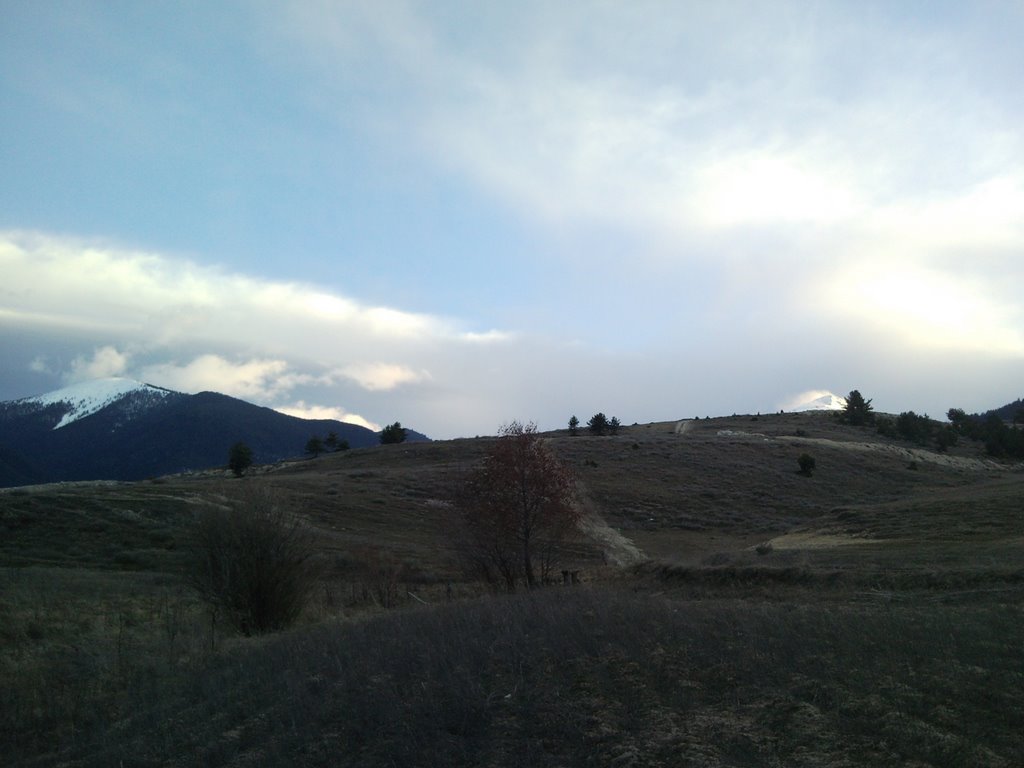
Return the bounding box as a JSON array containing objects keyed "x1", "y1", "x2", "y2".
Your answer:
[{"x1": 454, "y1": 422, "x2": 580, "y2": 591}]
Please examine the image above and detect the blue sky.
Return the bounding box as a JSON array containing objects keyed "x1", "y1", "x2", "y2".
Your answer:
[{"x1": 2, "y1": 1, "x2": 1022, "y2": 438}]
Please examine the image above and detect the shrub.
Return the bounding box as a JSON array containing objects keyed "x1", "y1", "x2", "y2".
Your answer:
[
  {"x1": 186, "y1": 486, "x2": 318, "y2": 635},
  {"x1": 227, "y1": 441, "x2": 253, "y2": 477},
  {"x1": 797, "y1": 453, "x2": 816, "y2": 476},
  {"x1": 935, "y1": 426, "x2": 958, "y2": 452}
]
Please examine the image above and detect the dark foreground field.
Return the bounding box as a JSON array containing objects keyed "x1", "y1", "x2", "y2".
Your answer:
[{"x1": 2, "y1": 412, "x2": 1022, "y2": 766}]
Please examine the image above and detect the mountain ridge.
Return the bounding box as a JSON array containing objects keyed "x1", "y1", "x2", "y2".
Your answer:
[{"x1": 0, "y1": 379, "x2": 428, "y2": 487}]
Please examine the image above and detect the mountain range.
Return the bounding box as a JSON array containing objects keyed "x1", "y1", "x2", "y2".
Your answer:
[{"x1": 0, "y1": 378, "x2": 427, "y2": 488}]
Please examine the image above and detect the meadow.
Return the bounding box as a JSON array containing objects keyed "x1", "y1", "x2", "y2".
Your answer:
[{"x1": 2, "y1": 412, "x2": 1022, "y2": 766}]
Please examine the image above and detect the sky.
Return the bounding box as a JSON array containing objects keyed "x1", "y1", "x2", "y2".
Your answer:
[{"x1": 2, "y1": 1, "x2": 1023, "y2": 438}]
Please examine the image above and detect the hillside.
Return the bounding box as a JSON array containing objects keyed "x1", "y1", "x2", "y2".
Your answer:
[{"x1": 2, "y1": 411, "x2": 1022, "y2": 766}]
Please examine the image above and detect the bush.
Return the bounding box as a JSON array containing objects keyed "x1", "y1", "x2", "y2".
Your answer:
[
  {"x1": 798, "y1": 453, "x2": 816, "y2": 476},
  {"x1": 186, "y1": 486, "x2": 318, "y2": 635},
  {"x1": 228, "y1": 441, "x2": 253, "y2": 477}
]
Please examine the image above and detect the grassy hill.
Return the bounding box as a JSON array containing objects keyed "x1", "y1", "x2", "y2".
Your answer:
[{"x1": 2, "y1": 412, "x2": 1022, "y2": 766}]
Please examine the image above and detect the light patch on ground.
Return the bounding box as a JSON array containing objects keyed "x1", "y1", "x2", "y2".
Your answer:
[
  {"x1": 776, "y1": 436, "x2": 1009, "y2": 471},
  {"x1": 767, "y1": 531, "x2": 888, "y2": 550},
  {"x1": 674, "y1": 419, "x2": 694, "y2": 435},
  {"x1": 575, "y1": 484, "x2": 645, "y2": 567}
]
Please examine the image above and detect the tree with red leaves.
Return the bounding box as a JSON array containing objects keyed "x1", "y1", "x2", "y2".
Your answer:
[{"x1": 454, "y1": 422, "x2": 580, "y2": 591}]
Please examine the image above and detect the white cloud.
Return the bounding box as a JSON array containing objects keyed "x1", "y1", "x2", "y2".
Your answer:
[
  {"x1": 695, "y1": 152, "x2": 862, "y2": 228},
  {"x1": 818, "y1": 265, "x2": 1024, "y2": 358},
  {"x1": 67, "y1": 345, "x2": 129, "y2": 382},
  {"x1": 4, "y1": 5, "x2": 1024, "y2": 437},
  {"x1": 274, "y1": 401, "x2": 380, "y2": 432},
  {"x1": 339, "y1": 362, "x2": 430, "y2": 392},
  {"x1": 461, "y1": 330, "x2": 514, "y2": 344},
  {"x1": 0, "y1": 231, "x2": 518, "y2": 436},
  {"x1": 137, "y1": 355, "x2": 293, "y2": 400},
  {"x1": 0, "y1": 231, "x2": 460, "y2": 348},
  {"x1": 29, "y1": 356, "x2": 52, "y2": 374}
]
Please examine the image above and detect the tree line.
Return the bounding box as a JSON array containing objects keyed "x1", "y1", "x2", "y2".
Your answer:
[
  {"x1": 838, "y1": 389, "x2": 1024, "y2": 458},
  {"x1": 568, "y1": 412, "x2": 622, "y2": 436}
]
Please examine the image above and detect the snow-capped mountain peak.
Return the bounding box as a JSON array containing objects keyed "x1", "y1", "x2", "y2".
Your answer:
[
  {"x1": 783, "y1": 390, "x2": 846, "y2": 412},
  {"x1": 17, "y1": 377, "x2": 174, "y2": 429}
]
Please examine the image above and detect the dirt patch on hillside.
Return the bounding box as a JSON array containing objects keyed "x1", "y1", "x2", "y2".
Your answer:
[
  {"x1": 673, "y1": 419, "x2": 694, "y2": 435},
  {"x1": 575, "y1": 484, "x2": 645, "y2": 566}
]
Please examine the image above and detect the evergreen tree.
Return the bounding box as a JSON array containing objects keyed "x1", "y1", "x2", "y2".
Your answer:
[
  {"x1": 839, "y1": 390, "x2": 874, "y2": 426},
  {"x1": 380, "y1": 422, "x2": 408, "y2": 444},
  {"x1": 588, "y1": 413, "x2": 609, "y2": 435},
  {"x1": 305, "y1": 436, "x2": 324, "y2": 458}
]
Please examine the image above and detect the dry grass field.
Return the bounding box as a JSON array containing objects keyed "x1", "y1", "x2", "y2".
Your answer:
[{"x1": 2, "y1": 411, "x2": 1022, "y2": 766}]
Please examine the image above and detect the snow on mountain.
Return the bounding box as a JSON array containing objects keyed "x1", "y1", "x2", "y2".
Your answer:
[
  {"x1": 784, "y1": 390, "x2": 846, "y2": 412},
  {"x1": 17, "y1": 377, "x2": 174, "y2": 429}
]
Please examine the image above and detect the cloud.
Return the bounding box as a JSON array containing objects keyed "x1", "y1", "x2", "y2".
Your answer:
[
  {"x1": 67, "y1": 345, "x2": 129, "y2": 382},
  {"x1": 274, "y1": 401, "x2": 380, "y2": 432},
  {"x1": 0, "y1": 230, "x2": 518, "y2": 436},
  {"x1": 339, "y1": 362, "x2": 430, "y2": 392},
  {"x1": 818, "y1": 264, "x2": 1024, "y2": 358},
  {"x1": 29, "y1": 356, "x2": 53, "y2": 374},
  {"x1": 3, "y1": 5, "x2": 1024, "y2": 436},
  {"x1": 136, "y1": 355, "x2": 293, "y2": 400},
  {"x1": 0, "y1": 231, "x2": 466, "y2": 348},
  {"x1": 695, "y1": 152, "x2": 862, "y2": 228},
  {"x1": 278, "y1": 3, "x2": 1024, "y2": 344},
  {"x1": 281, "y1": 2, "x2": 1022, "y2": 239}
]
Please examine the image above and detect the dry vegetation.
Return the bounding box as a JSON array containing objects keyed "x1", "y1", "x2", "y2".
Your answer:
[{"x1": 1, "y1": 411, "x2": 1022, "y2": 766}]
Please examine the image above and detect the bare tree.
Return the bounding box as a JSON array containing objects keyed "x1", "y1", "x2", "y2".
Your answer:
[{"x1": 453, "y1": 422, "x2": 579, "y2": 590}]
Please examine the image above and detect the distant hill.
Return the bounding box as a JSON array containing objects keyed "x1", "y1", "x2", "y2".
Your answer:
[
  {"x1": 0, "y1": 378, "x2": 428, "y2": 487},
  {"x1": 984, "y1": 397, "x2": 1024, "y2": 423}
]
